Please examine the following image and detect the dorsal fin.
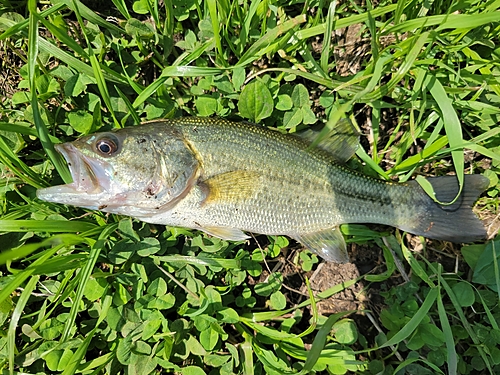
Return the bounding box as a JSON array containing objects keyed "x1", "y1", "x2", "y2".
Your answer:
[{"x1": 297, "y1": 119, "x2": 360, "y2": 163}]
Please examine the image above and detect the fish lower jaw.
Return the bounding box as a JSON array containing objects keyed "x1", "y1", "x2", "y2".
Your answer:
[{"x1": 37, "y1": 185, "x2": 113, "y2": 209}]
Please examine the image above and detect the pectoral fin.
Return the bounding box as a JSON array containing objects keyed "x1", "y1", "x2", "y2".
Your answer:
[
  {"x1": 202, "y1": 226, "x2": 250, "y2": 241},
  {"x1": 293, "y1": 227, "x2": 349, "y2": 263},
  {"x1": 201, "y1": 170, "x2": 260, "y2": 204}
]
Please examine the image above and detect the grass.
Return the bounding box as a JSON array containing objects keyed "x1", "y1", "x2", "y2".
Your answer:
[{"x1": 0, "y1": 0, "x2": 500, "y2": 374}]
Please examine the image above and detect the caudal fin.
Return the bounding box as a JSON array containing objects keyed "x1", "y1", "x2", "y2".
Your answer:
[{"x1": 403, "y1": 175, "x2": 489, "y2": 243}]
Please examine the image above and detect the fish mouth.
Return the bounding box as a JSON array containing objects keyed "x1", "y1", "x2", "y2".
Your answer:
[{"x1": 37, "y1": 143, "x2": 112, "y2": 206}]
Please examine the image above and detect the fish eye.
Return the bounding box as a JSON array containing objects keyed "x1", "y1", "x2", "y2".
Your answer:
[{"x1": 95, "y1": 136, "x2": 119, "y2": 157}]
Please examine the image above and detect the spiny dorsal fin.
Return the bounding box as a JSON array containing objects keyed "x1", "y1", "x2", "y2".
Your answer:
[
  {"x1": 201, "y1": 170, "x2": 260, "y2": 204},
  {"x1": 293, "y1": 226, "x2": 349, "y2": 263},
  {"x1": 298, "y1": 119, "x2": 360, "y2": 163}
]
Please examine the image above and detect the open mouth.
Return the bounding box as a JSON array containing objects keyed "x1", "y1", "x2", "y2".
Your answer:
[
  {"x1": 36, "y1": 143, "x2": 111, "y2": 205},
  {"x1": 55, "y1": 143, "x2": 103, "y2": 194}
]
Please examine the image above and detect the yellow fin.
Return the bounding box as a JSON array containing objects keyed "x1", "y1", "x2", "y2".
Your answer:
[
  {"x1": 201, "y1": 170, "x2": 260, "y2": 204},
  {"x1": 293, "y1": 227, "x2": 349, "y2": 263},
  {"x1": 202, "y1": 226, "x2": 250, "y2": 241}
]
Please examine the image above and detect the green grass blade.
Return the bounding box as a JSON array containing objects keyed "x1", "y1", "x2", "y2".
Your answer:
[
  {"x1": 163, "y1": 0, "x2": 175, "y2": 58},
  {"x1": 207, "y1": 0, "x2": 223, "y2": 64},
  {"x1": 418, "y1": 74, "x2": 464, "y2": 204},
  {"x1": 110, "y1": 0, "x2": 131, "y2": 19},
  {"x1": 0, "y1": 219, "x2": 97, "y2": 232},
  {"x1": 72, "y1": 0, "x2": 120, "y2": 128},
  {"x1": 8, "y1": 275, "x2": 39, "y2": 375},
  {"x1": 241, "y1": 331, "x2": 254, "y2": 375},
  {"x1": 436, "y1": 267, "x2": 458, "y2": 375},
  {"x1": 0, "y1": 241, "x2": 71, "y2": 304},
  {"x1": 0, "y1": 3, "x2": 65, "y2": 40},
  {"x1": 114, "y1": 85, "x2": 141, "y2": 125},
  {"x1": 239, "y1": 0, "x2": 260, "y2": 56},
  {"x1": 252, "y1": 340, "x2": 295, "y2": 374},
  {"x1": 61, "y1": 294, "x2": 113, "y2": 375},
  {"x1": 400, "y1": 238, "x2": 436, "y2": 288},
  {"x1": 386, "y1": 12, "x2": 500, "y2": 33},
  {"x1": 53, "y1": 0, "x2": 125, "y2": 34},
  {"x1": 365, "y1": 32, "x2": 431, "y2": 101},
  {"x1": 390, "y1": 136, "x2": 449, "y2": 174},
  {"x1": 250, "y1": 67, "x2": 361, "y2": 91},
  {"x1": 426, "y1": 261, "x2": 494, "y2": 372},
  {"x1": 68, "y1": 353, "x2": 114, "y2": 374},
  {"x1": 394, "y1": 0, "x2": 407, "y2": 24},
  {"x1": 355, "y1": 55, "x2": 389, "y2": 102},
  {"x1": 156, "y1": 254, "x2": 243, "y2": 269},
  {"x1": 320, "y1": 1, "x2": 336, "y2": 73},
  {"x1": 474, "y1": 285, "x2": 499, "y2": 330},
  {"x1": 0, "y1": 5, "x2": 124, "y2": 86},
  {"x1": 436, "y1": 11, "x2": 500, "y2": 31},
  {"x1": 173, "y1": 39, "x2": 217, "y2": 67},
  {"x1": 31, "y1": 254, "x2": 87, "y2": 275},
  {"x1": 297, "y1": 4, "x2": 398, "y2": 40},
  {"x1": 0, "y1": 122, "x2": 59, "y2": 142},
  {"x1": 39, "y1": 18, "x2": 88, "y2": 58},
  {"x1": 0, "y1": 234, "x2": 85, "y2": 265},
  {"x1": 60, "y1": 223, "x2": 118, "y2": 341},
  {"x1": 244, "y1": 276, "x2": 361, "y2": 322},
  {"x1": 132, "y1": 66, "x2": 226, "y2": 108},
  {"x1": 239, "y1": 317, "x2": 298, "y2": 340},
  {"x1": 366, "y1": 8, "x2": 379, "y2": 62},
  {"x1": 377, "y1": 287, "x2": 438, "y2": 349},
  {"x1": 299, "y1": 312, "x2": 353, "y2": 375},
  {"x1": 27, "y1": 0, "x2": 71, "y2": 184},
  {"x1": 462, "y1": 47, "x2": 500, "y2": 97},
  {"x1": 297, "y1": 278, "x2": 317, "y2": 338},
  {"x1": 356, "y1": 146, "x2": 390, "y2": 179},
  {"x1": 38, "y1": 37, "x2": 128, "y2": 84},
  {"x1": 364, "y1": 243, "x2": 397, "y2": 282},
  {"x1": 493, "y1": 241, "x2": 500, "y2": 303},
  {"x1": 237, "y1": 15, "x2": 307, "y2": 67},
  {"x1": 392, "y1": 357, "x2": 445, "y2": 374},
  {"x1": 0, "y1": 135, "x2": 45, "y2": 188},
  {"x1": 452, "y1": 142, "x2": 500, "y2": 163}
]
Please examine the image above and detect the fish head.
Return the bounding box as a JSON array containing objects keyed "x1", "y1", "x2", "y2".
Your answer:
[{"x1": 37, "y1": 126, "x2": 199, "y2": 216}]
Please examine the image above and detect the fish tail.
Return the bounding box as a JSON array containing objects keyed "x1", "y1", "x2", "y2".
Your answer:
[{"x1": 401, "y1": 174, "x2": 489, "y2": 243}]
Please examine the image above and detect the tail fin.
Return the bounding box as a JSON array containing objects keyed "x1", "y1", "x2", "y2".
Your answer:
[{"x1": 403, "y1": 175, "x2": 489, "y2": 243}]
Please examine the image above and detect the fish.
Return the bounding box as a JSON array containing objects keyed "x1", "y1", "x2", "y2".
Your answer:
[{"x1": 36, "y1": 117, "x2": 489, "y2": 263}]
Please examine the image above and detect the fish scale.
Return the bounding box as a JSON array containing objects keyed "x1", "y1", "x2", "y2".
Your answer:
[
  {"x1": 178, "y1": 118, "x2": 403, "y2": 231},
  {"x1": 37, "y1": 117, "x2": 489, "y2": 263},
  {"x1": 179, "y1": 120, "x2": 341, "y2": 230}
]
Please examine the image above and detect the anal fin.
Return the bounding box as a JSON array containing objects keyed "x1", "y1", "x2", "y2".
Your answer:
[{"x1": 293, "y1": 227, "x2": 349, "y2": 263}]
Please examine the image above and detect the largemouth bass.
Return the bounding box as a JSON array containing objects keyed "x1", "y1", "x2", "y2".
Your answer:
[{"x1": 37, "y1": 117, "x2": 489, "y2": 263}]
